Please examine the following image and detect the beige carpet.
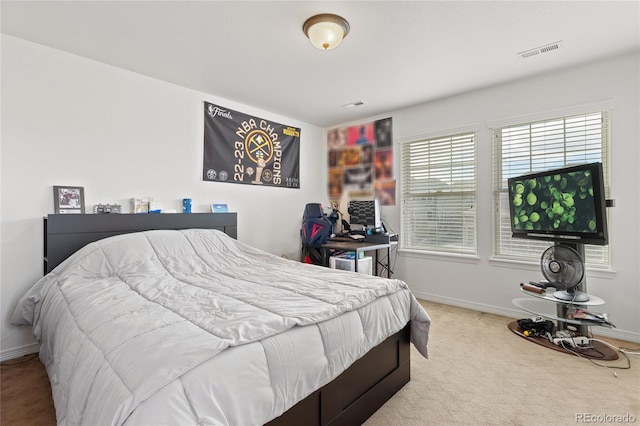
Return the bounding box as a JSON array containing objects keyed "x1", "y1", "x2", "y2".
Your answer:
[
  {"x1": 1, "y1": 300, "x2": 638, "y2": 425},
  {"x1": 366, "y1": 300, "x2": 640, "y2": 426}
]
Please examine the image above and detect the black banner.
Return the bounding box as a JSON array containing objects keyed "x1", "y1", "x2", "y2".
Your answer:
[{"x1": 203, "y1": 102, "x2": 301, "y2": 188}]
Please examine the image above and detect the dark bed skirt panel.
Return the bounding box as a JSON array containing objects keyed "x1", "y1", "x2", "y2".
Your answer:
[{"x1": 266, "y1": 324, "x2": 411, "y2": 426}]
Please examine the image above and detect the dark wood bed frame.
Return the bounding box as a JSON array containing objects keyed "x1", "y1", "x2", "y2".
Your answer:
[{"x1": 43, "y1": 213, "x2": 411, "y2": 425}]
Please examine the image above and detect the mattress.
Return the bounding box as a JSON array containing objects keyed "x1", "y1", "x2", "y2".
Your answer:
[{"x1": 12, "y1": 229, "x2": 431, "y2": 425}]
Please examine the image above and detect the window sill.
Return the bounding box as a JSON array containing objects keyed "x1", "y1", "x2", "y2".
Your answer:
[{"x1": 399, "y1": 249, "x2": 481, "y2": 264}]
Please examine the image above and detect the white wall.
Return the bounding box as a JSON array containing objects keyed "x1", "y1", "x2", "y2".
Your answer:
[
  {"x1": 2, "y1": 35, "x2": 638, "y2": 362},
  {"x1": 374, "y1": 51, "x2": 639, "y2": 342},
  {"x1": 0, "y1": 35, "x2": 327, "y2": 359}
]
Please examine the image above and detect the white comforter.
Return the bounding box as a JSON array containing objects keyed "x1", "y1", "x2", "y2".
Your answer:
[{"x1": 12, "y1": 229, "x2": 430, "y2": 425}]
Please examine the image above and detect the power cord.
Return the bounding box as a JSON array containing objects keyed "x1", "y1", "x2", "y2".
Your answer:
[
  {"x1": 619, "y1": 346, "x2": 640, "y2": 356},
  {"x1": 547, "y1": 290, "x2": 638, "y2": 377},
  {"x1": 566, "y1": 290, "x2": 579, "y2": 310},
  {"x1": 558, "y1": 338, "x2": 631, "y2": 378},
  {"x1": 371, "y1": 219, "x2": 398, "y2": 279},
  {"x1": 547, "y1": 291, "x2": 579, "y2": 345}
]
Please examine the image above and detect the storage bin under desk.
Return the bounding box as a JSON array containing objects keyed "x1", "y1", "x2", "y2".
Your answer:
[{"x1": 329, "y1": 255, "x2": 373, "y2": 275}]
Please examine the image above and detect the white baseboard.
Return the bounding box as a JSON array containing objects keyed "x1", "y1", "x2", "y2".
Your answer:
[
  {"x1": 590, "y1": 327, "x2": 640, "y2": 344},
  {"x1": 0, "y1": 343, "x2": 39, "y2": 362},
  {"x1": 413, "y1": 291, "x2": 640, "y2": 344}
]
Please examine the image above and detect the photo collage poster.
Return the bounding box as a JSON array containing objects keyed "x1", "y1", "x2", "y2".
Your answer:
[{"x1": 327, "y1": 117, "x2": 395, "y2": 210}]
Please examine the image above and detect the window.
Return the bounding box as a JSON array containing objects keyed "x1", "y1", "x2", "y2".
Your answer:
[
  {"x1": 400, "y1": 131, "x2": 477, "y2": 255},
  {"x1": 492, "y1": 109, "x2": 610, "y2": 268}
]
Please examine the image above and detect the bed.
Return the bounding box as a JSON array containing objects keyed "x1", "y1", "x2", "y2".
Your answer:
[{"x1": 12, "y1": 213, "x2": 431, "y2": 425}]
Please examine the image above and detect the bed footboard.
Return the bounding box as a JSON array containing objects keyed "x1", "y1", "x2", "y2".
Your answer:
[{"x1": 267, "y1": 324, "x2": 410, "y2": 426}]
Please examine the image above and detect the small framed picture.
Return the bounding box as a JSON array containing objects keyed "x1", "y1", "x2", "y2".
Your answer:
[
  {"x1": 53, "y1": 186, "x2": 85, "y2": 214},
  {"x1": 211, "y1": 203, "x2": 229, "y2": 213}
]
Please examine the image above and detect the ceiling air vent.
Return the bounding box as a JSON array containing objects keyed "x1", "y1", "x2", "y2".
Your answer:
[
  {"x1": 342, "y1": 100, "x2": 367, "y2": 108},
  {"x1": 517, "y1": 40, "x2": 563, "y2": 59}
]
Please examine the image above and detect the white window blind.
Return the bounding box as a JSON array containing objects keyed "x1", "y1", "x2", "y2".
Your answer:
[
  {"x1": 401, "y1": 132, "x2": 477, "y2": 254},
  {"x1": 492, "y1": 111, "x2": 610, "y2": 267}
]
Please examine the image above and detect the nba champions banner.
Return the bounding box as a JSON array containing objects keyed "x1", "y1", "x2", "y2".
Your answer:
[{"x1": 203, "y1": 102, "x2": 301, "y2": 188}]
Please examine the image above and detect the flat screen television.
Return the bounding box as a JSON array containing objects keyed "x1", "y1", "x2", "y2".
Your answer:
[{"x1": 507, "y1": 162, "x2": 608, "y2": 245}]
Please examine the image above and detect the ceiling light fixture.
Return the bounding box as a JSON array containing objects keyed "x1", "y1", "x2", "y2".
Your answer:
[{"x1": 303, "y1": 14, "x2": 350, "y2": 51}]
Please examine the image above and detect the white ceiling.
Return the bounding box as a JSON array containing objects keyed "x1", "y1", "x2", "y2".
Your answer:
[{"x1": 2, "y1": 1, "x2": 639, "y2": 128}]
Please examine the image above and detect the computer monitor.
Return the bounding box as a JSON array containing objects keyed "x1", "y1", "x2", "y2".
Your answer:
[{"x1": 348, "y1": 199, "x2": 382, "y2": 231}]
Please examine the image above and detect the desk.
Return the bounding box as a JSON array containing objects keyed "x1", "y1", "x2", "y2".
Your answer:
[{"x1": 320, "y1": 239, "x2": 396, "y2": 277}]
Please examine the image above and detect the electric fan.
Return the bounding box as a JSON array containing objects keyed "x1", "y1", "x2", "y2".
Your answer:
[{"x1": 540, "y1": 244, "x2": 588, "y2": 302}]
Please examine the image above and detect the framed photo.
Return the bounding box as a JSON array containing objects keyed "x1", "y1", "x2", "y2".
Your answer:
[
  {"x1": 53, "y1": 186, "x2": 85, "y2": 214},
  {"x1": 211, "y1": 203, "x2": 229, "y2": 213}
]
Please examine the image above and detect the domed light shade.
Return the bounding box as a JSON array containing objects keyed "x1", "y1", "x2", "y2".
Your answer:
[{"x1": 303, "y1": 14, "x2": 350, "y2": 51}]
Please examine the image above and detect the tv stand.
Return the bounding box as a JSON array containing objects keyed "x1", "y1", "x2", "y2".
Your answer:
[
  {"x1": 511, "y1": 243, "x2": 618, "y2": 360},
  {"x1": 511, "y1": 290, "x2": 617, "y2": 359}
]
